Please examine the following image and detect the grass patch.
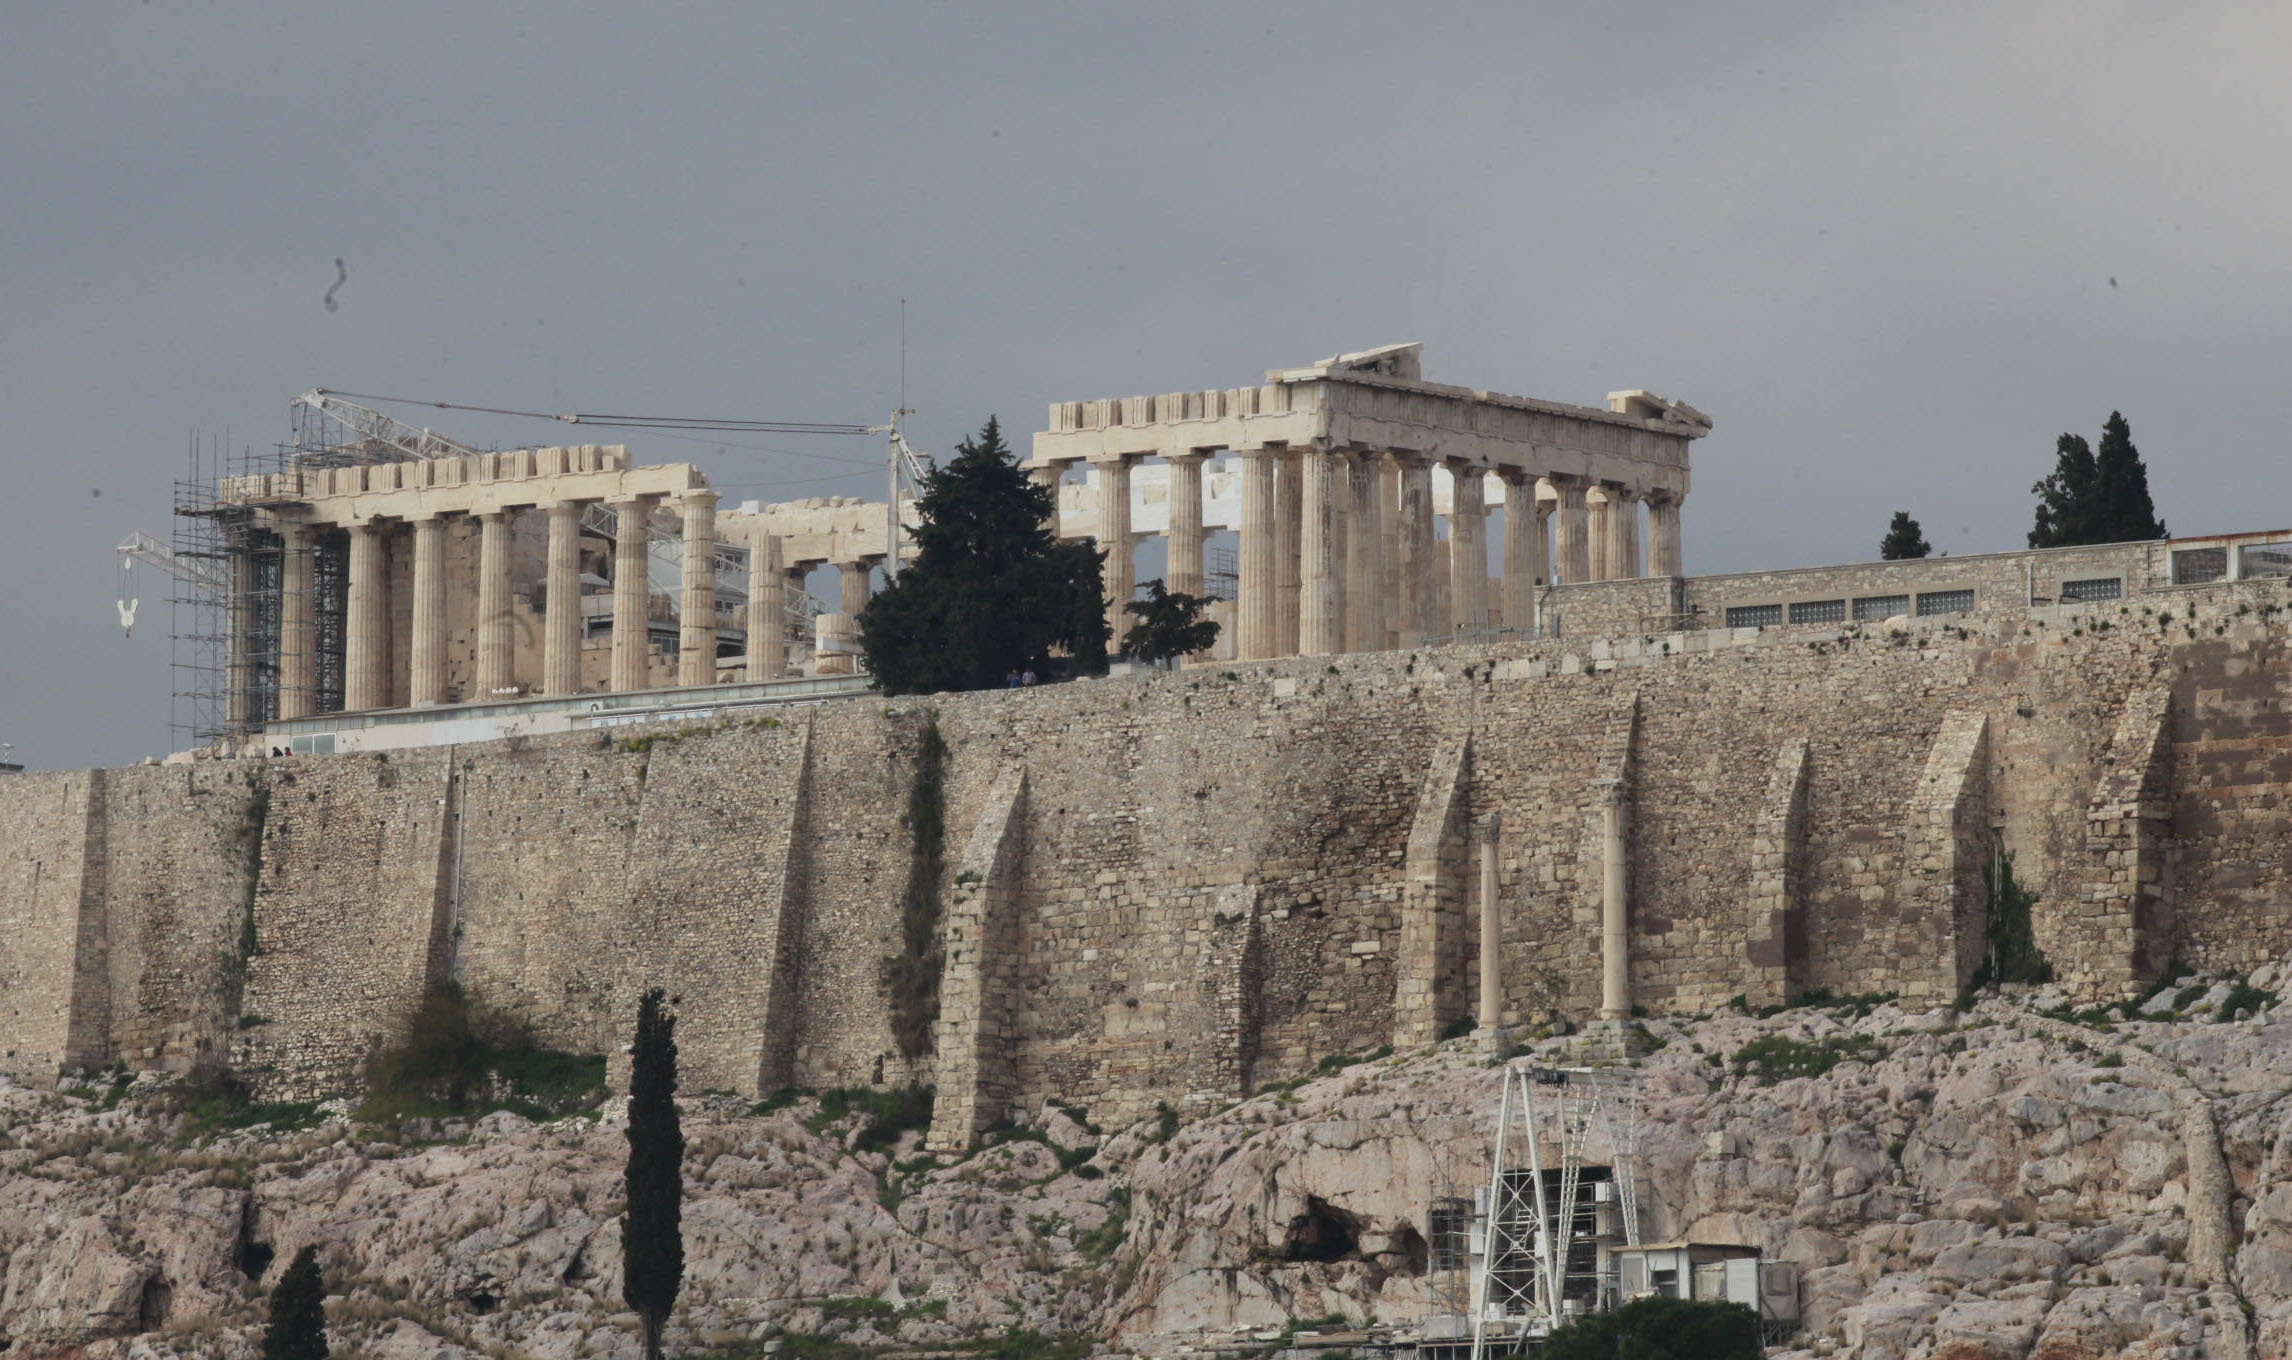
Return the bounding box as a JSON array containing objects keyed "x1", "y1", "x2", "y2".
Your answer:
[
  {"x1": 803, "y1": 1085, "x2": 936, "y2": 1151},
  {"x1": 168, "y1": 1063, "x2": 327, "y2": 1139},
  {"x1": 2219, "y1": 982, "x2": 2277, "y2": 1022},
  {"x1": 1075, "y1": 1187, "x2": 1129, "y2": 1261},
  {"x1": 1730, "y1": 1034, "x2": 1887, "y2": 1084}
]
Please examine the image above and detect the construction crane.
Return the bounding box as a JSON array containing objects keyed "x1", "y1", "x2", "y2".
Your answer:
[
  {"x1": 292, "y1": 389, "x2": 482, "y2": 465},
  {"x1": 116, "y1": 530, "x2": 224, "y2": 636}
]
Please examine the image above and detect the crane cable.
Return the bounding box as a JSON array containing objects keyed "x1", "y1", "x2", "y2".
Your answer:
[{"x1": 312, "y1": 387, "x2": 877, "y2": 437}]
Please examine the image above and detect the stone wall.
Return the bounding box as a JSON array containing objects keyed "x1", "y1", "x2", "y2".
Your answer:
[{"x1": 7, "y1": 577, "x2": 2292, "y2": 1132}]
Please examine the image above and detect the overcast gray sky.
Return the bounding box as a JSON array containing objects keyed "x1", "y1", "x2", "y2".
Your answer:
[{"x1": 6, "y1": 3, "x2": 2289, "y2": 770}]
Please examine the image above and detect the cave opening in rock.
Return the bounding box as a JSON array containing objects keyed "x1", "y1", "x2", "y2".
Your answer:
[
  {"x1": 137, "y1": 1277, "x2": 173, "y2": 1331},
  {"x1": 237, "y1": 1239, "x2": 275, "y2": 1281},
  {"x1": 466, "y1": 1289, "x2": 499, "y2": 1315},
  {"x1": 1392, "y1": 1222, "x2": 1430, "y2": 1276},
  {"x1": 1281, "y1": 1195, "x2": 1363, "y2": 1263}
]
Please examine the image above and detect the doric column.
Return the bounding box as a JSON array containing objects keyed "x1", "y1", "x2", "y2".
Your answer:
[
  {"x1": 1166, "y1": 452, "x2": 1207, "y2": 599},
  {"x1": 679, "y1": 490, "x2": 719, "y2": 687},
  {"x1": 344, "y1": 522, "x2": 391, "y2": 711},
  {"x1": 836, "y1": 560, "x2": 872, "y2": 618},
  {"x1": 1551, "y1": 476, "x2": 1590, "y2": 586},
  {"x1": 408, "y1": 513, "x2": 449, "y2": 706},
  {"x1": 1344, "y1": 452, "x2": 1380, "y2": 652},
  {"x1": 1299, "y1": 448, "x2": 1347, "y2": 656},
  {"x1": 609, "y1": 495, "x2": 652, "y2": 692},
  {"x1": 277, "y1": 524, "x2": 318, "y2": 720},
  {"x1": 1647, "y1": 492, "x2": 1685, "y2": 576},
  {"x1": 542, "y1": 501, "x2": 583, "y2": 697},
  {"x1": 1274, "y1": 450, "x2": 1304, "y2": 656},
  {"x1": 1447, "y1": 460, "x2": 1489, "y2": 634},
  {"x1": 1498, "y1": 471, "x2": 1539, "y2": 635},
  {"x1": 1396, "y1": 455, "x2": 1435, "y2": 647},
  {"x1": 472, "y1": 511, "x2": 514, "y2": 701},
  {"x1": 1380, "y1": 457, "x2": 1403, "y2": 649},
  {"x1": 1585, "y1": 488, "x2": 1612, "y2": 583},
  {"x1": 1600, "y1": 786, "x2": 1631, "y2": 1021},
  {"x1": 748, "y1": 532, "x2": 786, "y2": 681},
  {"x1": 1477, "y1": 812, "x2": 1505, "y2": 1053},
  {"x1": 1236, "y1": 448, "x2": 1278, "y2": 660},
  {"x1": 1611, "y1": 487, "x2": 1641, "y2": 579},
  {"x1": 1096, "y1": 455, "x2": 1133, "y2": 643}
]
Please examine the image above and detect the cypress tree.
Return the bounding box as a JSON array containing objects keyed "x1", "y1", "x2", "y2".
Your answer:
[
  {"x1": 1878, "y1": 511, "x2": 1931, "y2": 560},
  {"x1": 260, "y1": 1246, "x2": 328, "y2": 1360},
  {"x1": 2092, "y1": 411, "x2": 2166, "y2": 541},
  {"x1": 858, "y1": 416, "x2": 1110, "y2": 693},
  {"x1": 622, "y1": 989, "x2": 683, "y2": 1360},
  {"x1": 2029, "y1": 433, "x2": 2100, "y2": 548},
  {"x1": 1121, "y1": 579, "x2": 1221, "y2": 661}
]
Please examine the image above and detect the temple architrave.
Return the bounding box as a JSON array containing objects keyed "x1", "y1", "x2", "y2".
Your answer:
[{"x1": 1025, "y1": 344, "x2": 1710, "y2": 658}]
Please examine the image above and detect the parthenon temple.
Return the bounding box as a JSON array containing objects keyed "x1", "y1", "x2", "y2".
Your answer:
[
  {"x1": 183, "y1": 345, "x2": 1704, "y2": 732},
  {"x1": 1028, "y1": 344, "x2": 1710, "y2": 658}
]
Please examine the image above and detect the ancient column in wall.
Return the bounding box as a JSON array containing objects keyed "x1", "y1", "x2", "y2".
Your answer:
[
  {"x1": 1448, "y1": 460, "x2": 1489, "y2": 634},
  {"x1": 679, "y1": 490, "x2": 719, "y2": 687},
  {"x1": 1612, "y1": 487, "x2": 1641, "y2": 579},
  {"x1": 1299, "y1": 448, "x2": 1347, "y2": 655},
  {"x1": 1380, "y1": 456, "x2": 1403, "y2": 649},
  {"x1": 1477, "y1": 811, "x2": 1505, "y2": 1053},
  {"x1": 1552, "y1": 476, "x2": 1590, "y2": 586},
  {"x1": 1585, "y1": 488, "x2": 1612, "y2": 583},
  {"x1": 1647, "y1": 492, "x2": 1684, "y2": 576},
  {"x1": 609, "y1": 494, "x2": 651, "y2": 693},
  {"x1": 1097, "y1": 455, "x2": 1133, "y2": 644},
  {"x1": 1396, "y1": 456, "x2": 1435, "y2": 646},
  {"x1": 837, "y1": 560, "x2": 872, "y2": 618},
  {"x1": 408, "y1": 513, "x2": 450, "y2": 706},
  {"x1": 1274, "y1": 449, "x2": 1303, "y2": 656},
  {"x1": 542, "y1": 500, "x2": 583, "y2": 697},
  {"x1": 748, "y1": 532, "x2": 786, "y2": 681},
  {"x1": 344, "y1": 522, "x2": 391, "y2": 711},
  {"x1": 1237, "y1": 448, "x2": 1278, "y2": 660},
  {"x1": 1344, "y1": 452, "x2": 1381, "y2": 652},
  {"x1": 277, "y1": 524, "x2": 317, "y2": 720},
  {"x1": 1497, "y1": 471, "x2": 1538, "y2": 634},
  {"x1": 1600, "y1": 785, "x2": 1630, "y2": 1021},
  {"x1": 475, "y1": 510, "x2": 515, "y2": 701},
  {"x1": 1166, "y1": 451, "x2": 1207, "y2": 599}
]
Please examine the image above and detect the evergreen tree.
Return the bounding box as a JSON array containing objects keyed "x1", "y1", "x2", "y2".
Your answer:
[
  {"x1": 622, "y1": 989, "x2": 684, "y2": 1360},
  {"x1": 260, "y1": 1246, "x2": 328, "y2": 1360},
  {"x1": 1879, "y1": 511, "x2": 1931, "y2": 560},
  {"x1": 2031, "y1": 413, "x2": 2165, "y2": 547},
  {"x1": 1538, "y1": 1295, "x2": 1761, "y2": 1360},
  {"x1": 858, "y1": 416, "x2": 1110, "y2": 693},
  {"x1": 2092, "y1": 411, "x2": 2166, "y2": 541},
  {"x1": 1120, "y1": 579, "x2": 1221, "y2": 662}
]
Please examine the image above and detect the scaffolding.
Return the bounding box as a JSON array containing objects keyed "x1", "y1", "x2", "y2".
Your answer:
[{"x1": 170, "y1": 434, "x2": 295, "y2": 749}]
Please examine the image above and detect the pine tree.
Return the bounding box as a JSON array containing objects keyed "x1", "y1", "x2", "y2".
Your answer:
[
  {"x1": 260, "y1": 1246, "x2": 328, "y2": 1360},
  {"x1": 858, "y1": 416, "x2": 1110, "y2": 692},
  {"x1": 622, "y1": 989, "x2": 683, "y2": 1360},
  {"x1": 1879, "y1": 511, "x2": 1931, "y2": 560},
  {"x1": 2092, "y1": 411, "x2": 2166, "y2": 541},
  {"x1": 1120, "y1": 579, "x2": 1221, "y2": 662},
  {"x1": 2031, "y1": 413, "x2": 2165, "y2": 547}
]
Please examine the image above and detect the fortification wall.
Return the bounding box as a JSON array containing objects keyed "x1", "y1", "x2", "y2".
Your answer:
[{"x1": 4, "y1": 580, "x2": 2291, "y2": 1130}]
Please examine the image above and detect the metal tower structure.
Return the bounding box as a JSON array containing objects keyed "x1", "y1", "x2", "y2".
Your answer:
[{"x1": 1470, "y1": 1064, "x2": 1645, "y2": 1358}]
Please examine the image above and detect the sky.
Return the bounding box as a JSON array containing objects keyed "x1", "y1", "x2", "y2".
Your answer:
[{"x1": 5, "y1": 3, "x2": 2290, "y2": 770}]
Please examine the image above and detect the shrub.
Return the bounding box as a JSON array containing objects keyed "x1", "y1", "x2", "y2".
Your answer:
[
  {"x1": 1539, "y1": 1295, "x2": 1760, "y2": 1360},
  {"x1": 1731, "y1": 1034, "x2": 1886, "y2": 1084},
  {"x1": 360, "y1": 982, "x2": 604, "y2": 1121}
]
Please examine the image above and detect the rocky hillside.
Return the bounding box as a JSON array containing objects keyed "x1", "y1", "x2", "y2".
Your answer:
[{"x1": 6, "y1": 972, "x2": 2292, "y2": 1360}]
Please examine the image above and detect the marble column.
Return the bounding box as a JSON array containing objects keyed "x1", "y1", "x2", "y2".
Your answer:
[
  {"x1": 679, "y1": 491, "x2": 719, "y2": 687},
  {"x1": 1344, "y1": 452, "x2": 1380, "y2": 652},
  {"x1": 408, "y1": 513, "x2": 449, "y2": 706},
  {"x1": 837, "y1": 560, "x2": 872, "y2": 618},
  {"x1": 475, "y1": 510, "x2": 515, "y2": 700},
  {"x1": 609, "y1": 495, "x2": 652, "y2": 693},
  {"x1": 1396, "y1": 456, "x2": 1435, "y2": 647},
  {"x1": 1477, "y1": 811, "x2": 1505, "y2": 1053},
  {"x1": 277, "y1": 524, "x2": 318, "y2": 720},
  {"x1": 1600, "y1": 787, "x2": 1630, "y2": 1021},
  {"x1": 1497, "y1": 471, "x2": 1540, "y2": 635},
  {"x1": 1647, "y1": 493, "x2": 1685, "y2": 576},
  {"x1": 1166, "y1": 452, "x2": 1207, "y2": 600},
  {"x1": 1448, "y1": 461, "x2": 1489, "y2": 634},
  {"x1": 1097, "y1": 456, "x2": 1133, "y2": 643},
  {"x1": 1611, "y1": 487, "x2": 1641, "y2": 579},
  {"x1": 1237, "y1": 448, "x2": 1278, "y2": 660},
  {"x1": 1586, "y1": 489, "x2": 1613, "y2": 583},
  {"x1": 1380, "y1": 457, "x2": 1403, "y2": 650},
  {"x1": 1299, "y1": 449, "x2": 1347, "y2": 655},
  {"x1": 344, "y1": 522, "x2": 391, "y2": 711},
  {"x1": 542, "y1": 501, "x2": 583, "y2": 697},
  {"x1": 1552, "y1": 477, "x2": 1590, "y2": 586},
  {"x1": 1274, "y1": 450, "x2": 1303, "y2": 656},
  {"x1": 748, "y1": 532, "x2": 786, "y2": 681}
]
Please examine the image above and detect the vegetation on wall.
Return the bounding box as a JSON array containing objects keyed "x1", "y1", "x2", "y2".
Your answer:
[
  {"x1": 361, "y1": 981, "x2": 605, "y2": 1120},
  {"x1": 1973, "y1": 837, "x2": 2053, "y2": 991},
  {"x1": 882, "y1": 714, "x2": 950, "y2": 1062}
]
